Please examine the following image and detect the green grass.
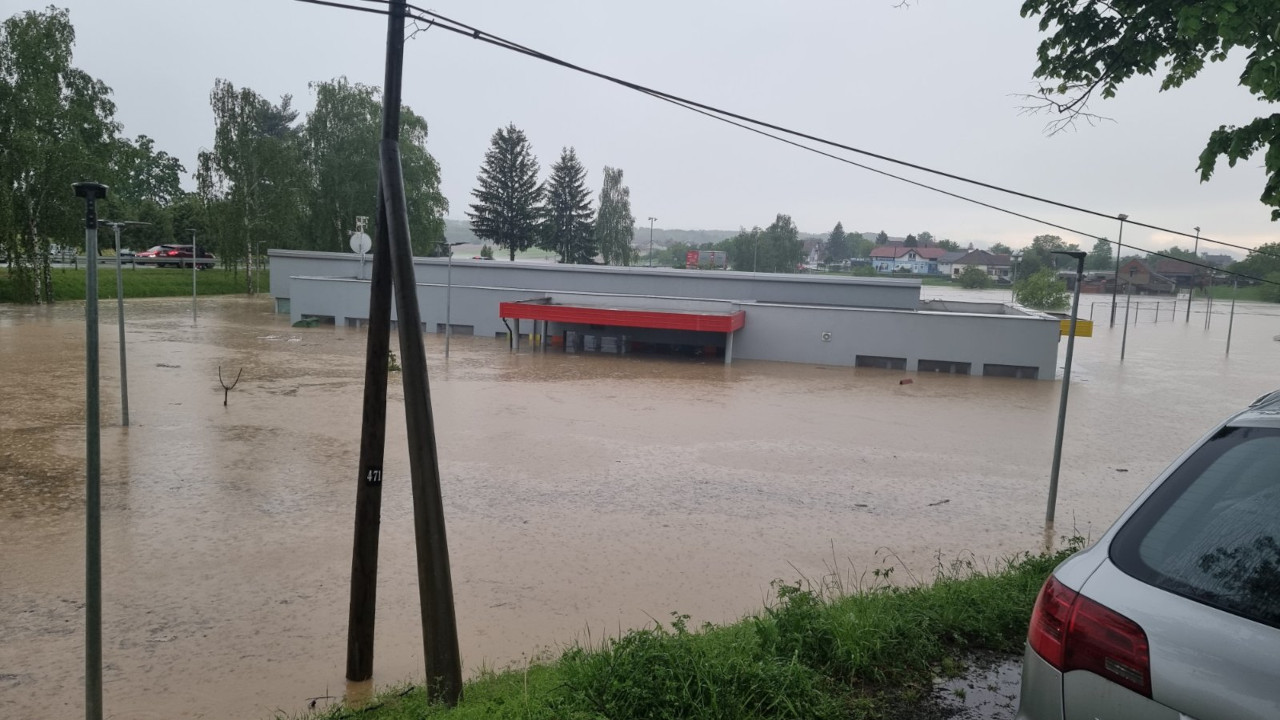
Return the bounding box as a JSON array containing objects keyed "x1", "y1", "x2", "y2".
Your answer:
[
  {"x1": 0, "y1": 266, "x2": 268, "y2": 303},
  {"x1": 299, "y1": 541, "x2": 1080, "y2": 720},
  {"x1": 1202, "y1": 284, "x2": 1275, "y2": 302}
]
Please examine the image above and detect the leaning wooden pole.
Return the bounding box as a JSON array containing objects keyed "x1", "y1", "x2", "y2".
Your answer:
[
  {"x1": 381, "y1": 138, "x2": 463, "y2": 705},
  {"x1": 344, "y1": 0, "x2": 404, "y2": 683}
]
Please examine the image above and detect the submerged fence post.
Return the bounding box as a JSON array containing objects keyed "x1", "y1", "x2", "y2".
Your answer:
[{"x1": 74, "y1": 181, "x2": 108, "y2": 720}]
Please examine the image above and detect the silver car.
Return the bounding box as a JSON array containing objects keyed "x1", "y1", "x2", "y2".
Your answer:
[{"x1": 1017, "y1": 389, "x2": 1280, "y2": 720}]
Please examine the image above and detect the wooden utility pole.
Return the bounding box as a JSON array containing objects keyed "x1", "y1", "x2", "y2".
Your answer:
[{"x1": 345, "y1": 0, "x2": 462, "y2": 706}]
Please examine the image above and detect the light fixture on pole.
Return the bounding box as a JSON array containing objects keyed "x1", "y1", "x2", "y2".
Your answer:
[
  {"x1": 1046, "y1": 249, "x2": 1087, "y2": 527},
  {"x1": 98, "y1": 219, "x2": 150, "y2": 427},
  {"x1": 443, "y1": 240, "x2": 466, "y2": 359},
  {"x1": 647, "y1": 217, "x2": 656, "y2": 267},
  {"x1": 1110, "y1": 214, "x2": 1128, "y2": 327}
]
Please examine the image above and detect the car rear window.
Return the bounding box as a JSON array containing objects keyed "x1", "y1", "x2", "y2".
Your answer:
[{"x1": 1111, "y1": 426, "x2": 1280, "y2": 629}]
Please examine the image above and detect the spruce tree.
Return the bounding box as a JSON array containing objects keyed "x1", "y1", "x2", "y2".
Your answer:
[
  {"x1": 824, "y1": 222, "x2": 849, "y2": 263},
  {"x1": 539, "y1": 147, "x2": 596, "y2": 264},
  {"x1": 467, "y1": 124, "x2": 542, "y2": 261}
]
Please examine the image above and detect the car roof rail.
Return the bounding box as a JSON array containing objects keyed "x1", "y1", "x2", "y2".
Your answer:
[{"x1": 1249, "y1": 388, "x2": 1280, "y2": 408}]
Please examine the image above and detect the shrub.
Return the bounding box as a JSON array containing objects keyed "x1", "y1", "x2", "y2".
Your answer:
[
  {"x1": 1013, "y1": 267, "x2": 1068, "y2": 309},
  {"x1": 957, "y1": 265, "x2": 992, "y2": 289}
]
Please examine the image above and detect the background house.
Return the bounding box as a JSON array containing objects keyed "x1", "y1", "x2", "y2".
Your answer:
[
  {"x1": 870, "y1": 244, "x2": 946, "y2": 274},
  {"x1": 952, "y1": 249, "x2": 1012, "y2": 279}
]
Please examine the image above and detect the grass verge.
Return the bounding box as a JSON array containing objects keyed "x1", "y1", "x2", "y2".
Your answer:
[
  {"x1": 0, "y1": 266, "x2": 268, "y2": 302},
  {"x1": 299, "y1": 541, "x2": 1079, "y2": 720}
]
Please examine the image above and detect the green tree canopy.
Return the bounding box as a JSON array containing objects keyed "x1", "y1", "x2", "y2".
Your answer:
[
  {"x1": 916, "y1": 231, "x2": 935, "y2": 247},
  {"x1": 197, "y1": 78, "x2": 308, "y2": 290},
  {"x1": 989, "y1": 242, "x2": 1013, "y2": 255},
  {"x1": 935, "y1": 238, "x2": 962, "y2": 251},
  {"x1": 594, "y1": 166, "x2": 634, "y2": 265},
  {"x1": 302, "y1": 77, "x2": 446, "y2": 256},
  {"x1": 725, "y1": 214, "x2": 803, "y2": 272},
  {"x1": 1086, "y1": 237, "x2": 1114, "y2": 270},
  {"x1": 875, "y1": 230, "x2": 889, "y2": 245},
  {"x1": 903, "y1": 234, "x2": 918, "y2": 247},
  {"x1": 468, "y1": 123, "x2": 541, "y2": 261},
  {"x1": 1022, "y1": 0, "x2": 1280, "y2": 219},
  {"x1": 1231, "y1": 241, "x2": 1280, "y2": 278},
  {"x1": 824, "y1": 221, "x2": 850, "y2": 263},
  {"x1": 957, "y1": 265, "x2": 992, "y2": 288},
  {"x1": 1014, "y1": 267, "x2": 1069, "y2": 309},
  {"x1": 0, "y1": 6, "x2": 119, "y2": 302},
  {"x1": 539, "y1": 147, "x2": 595, "y2": 264}
]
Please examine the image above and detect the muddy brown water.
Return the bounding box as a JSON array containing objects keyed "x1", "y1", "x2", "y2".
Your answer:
[{"x1": 1, "y1": 291, "x2": 1276, "y2": 719}]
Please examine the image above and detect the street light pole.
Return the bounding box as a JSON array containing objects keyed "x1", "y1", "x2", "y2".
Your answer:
[
  {"x1": 99, "y1": 220, "x2": 149, "y2": 427},
  {"x1": 1046, "y1": 249, "x2": 1087, "y2": 527},
  {"x1": 443, "y1": 241, "x2": 465, "y2": 359},
  {"x1": 1186, "y1": 226, "x2": 1200, "y2": 323},
  {"x1": 73, "y1": 181, "x2": 108, "y2": 720},
  {"x1": 1121, "y1": 267, "x2": 1135, "y2": 361},
  {"x1": 1110, "y1": 213, "x2": 1128, "y2": 327},
  {"x1": 647, "y1": 217, "x2": 656, "y2": 267},
  {"x1": 189, "y1": 228, "x2": 198, "y2": 326}
]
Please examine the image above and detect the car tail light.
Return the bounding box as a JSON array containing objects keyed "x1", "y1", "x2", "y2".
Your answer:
[
  {"x1": 1027, "y1": 576, "x2": 1151, "y2": 698},
  {"x1": 166, "y1": 250, "x2": 178, "y2": 256}
]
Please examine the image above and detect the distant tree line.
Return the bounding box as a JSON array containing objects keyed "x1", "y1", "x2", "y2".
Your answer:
[
  {"x1": 467, "y1": 124, "x2": 635, "y2": 265},
  {"x1": 1, "y1": 6, "x2": 449, "y2": 302}
]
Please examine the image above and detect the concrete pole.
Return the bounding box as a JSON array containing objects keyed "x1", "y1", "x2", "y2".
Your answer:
[
  {"x1": 190, "y1": 229, "x2": 198, "y2": 326},
  {"x1": 1046, "y1": 250, "x2": 1087, "y2": 526},
  {"x1": 648, "y1": 217, "x2": 656, "y2": 267},
  {"x1": 1110, "y1": 214, "x2": 1128, "y2": 327},
  {"x1": 74, "y1": 181, "x2": 108, "y2": 720},
  {"x1": 110, "y1": 224, "x2": 130, "y2": 426},
  {"x1": 1186, "y1": 226, "x2": 1199, "y2": 323},
  {"x1": 445, "y1": 250, "x2": 453, "y2": 358},
  {"x1": 1121, "y1": 274, "x2": 1133, "y2": 361},
  {"x1": 1226, "y1": 279, "x2": 1238, "y2": 356}
]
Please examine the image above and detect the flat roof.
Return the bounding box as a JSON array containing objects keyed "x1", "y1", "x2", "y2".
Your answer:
[{"x1": 499, "y1": 298, "x2": 746, "y2": 333}]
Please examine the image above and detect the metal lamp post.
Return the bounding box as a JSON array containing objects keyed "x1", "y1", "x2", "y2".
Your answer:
[
  {"x1": 1110, "y1": 214, "x2": 1128, "y2": 327},
  {"x1": 73, "y1": 181, "x2": 108, "y2": 720},
  {"x1": 1121, "y1": 266, "x2": 1136, "y2": 361},
  {"x1": 1186, "y1": 226, "x2": 1200, "y2": 322},
  {"x1": 1011, "y1": 251, "x2": 1023, "y2": 302},
  {"x1": 647, "y1": 217, "x2": 656, "y2": 267},
  {"x1": 443, "y1": 240, "x2": 466, "y2": 358},
  {"x1": 1046, "y1": 249, "x2": 1087, "y2": 526},
  {"x1": 98, "y1": 220, "x2": 149, "y2": 426}
]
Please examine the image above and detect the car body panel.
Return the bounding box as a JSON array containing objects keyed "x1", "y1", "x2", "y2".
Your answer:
[
  {"x1": 1082, "y1": 561, "x2": 1280, "y2": 720},
  {"x1": 1016, "y1": 646, "x2": 1064, "y2": 720},
  {"x1": 1019, "y1": 389, "x2": 1280, "y2": 720},
  {"x1": 1062, "y1": 669, "x2": 1180, "y2": 720}
]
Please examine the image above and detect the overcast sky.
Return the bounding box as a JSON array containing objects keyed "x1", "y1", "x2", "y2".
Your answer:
[{"x1": 15, "y1": 0, "x2": 1280, "y2": 257}]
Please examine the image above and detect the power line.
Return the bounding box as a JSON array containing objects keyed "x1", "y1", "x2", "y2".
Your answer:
[
  {"x1": 380, "y1": 0, "x2": 1280, "y2": 264},
  {"x1": 294, "y1": 0, "x2": 1280, "y2": 288}
]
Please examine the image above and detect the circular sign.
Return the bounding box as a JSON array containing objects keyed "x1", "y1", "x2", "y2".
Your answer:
[{"x1": 349, "y1": 231, "x2": 372, "y2": 255}]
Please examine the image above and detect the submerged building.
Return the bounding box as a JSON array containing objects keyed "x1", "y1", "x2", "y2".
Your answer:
[{"x1": 269, "y1": 250, "x2": 1064, "y2": 379}]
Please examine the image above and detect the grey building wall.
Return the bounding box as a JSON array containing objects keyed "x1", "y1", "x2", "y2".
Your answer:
[
  {"x1": 272, "y1": 250, "x2": 1063, "y2": 379},
  {"x1": 731, "y1": 302, "x2": 1060, "y2": 377},
  {"x1": 269, "y1": 250, "x2": 921, "y2": 310}
]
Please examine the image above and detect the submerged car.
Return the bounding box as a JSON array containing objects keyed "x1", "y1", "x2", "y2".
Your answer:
[
  {"x1": 1017, "y1": 389, "x2": 1280, "y2": 720},
  {"x1": 135, "y1": 244, "x2": 215, "y2": 269}
]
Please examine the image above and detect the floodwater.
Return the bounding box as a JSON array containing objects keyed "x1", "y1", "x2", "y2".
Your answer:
[{"x1": 1, "y1": 290, "x2": 1276, "y2": 719}]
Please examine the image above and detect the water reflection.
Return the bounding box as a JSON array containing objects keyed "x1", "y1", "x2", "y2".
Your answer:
[{"x1": 1, "y1": 293, "x2": 1276, "y2": 718}]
